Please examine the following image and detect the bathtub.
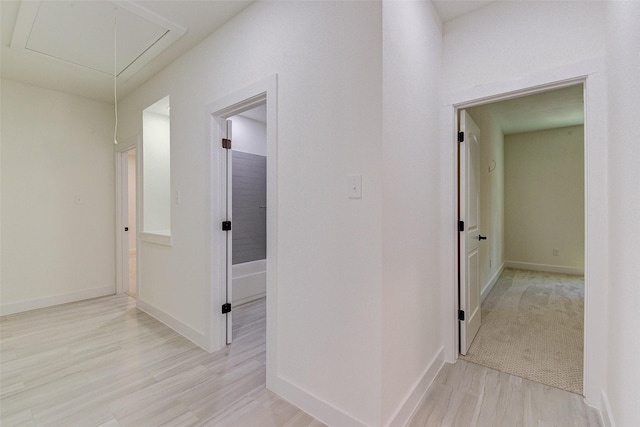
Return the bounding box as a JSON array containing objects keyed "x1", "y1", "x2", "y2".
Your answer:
[{"x1": 232, "y1": 259, "x2": 266, "y2": 305}]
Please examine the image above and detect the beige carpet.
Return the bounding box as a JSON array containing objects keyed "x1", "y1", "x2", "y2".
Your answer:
[{"x1": 460, "y1": 268, "x2": 584, "y2": 395}]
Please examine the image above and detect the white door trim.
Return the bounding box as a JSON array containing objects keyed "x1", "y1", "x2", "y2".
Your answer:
[
  {"x1": 205, "y1": 75, "x2": 278, "y2": 387},
  {"x1": 440, "y1": 58, "x2": 608, "y2": 409}
]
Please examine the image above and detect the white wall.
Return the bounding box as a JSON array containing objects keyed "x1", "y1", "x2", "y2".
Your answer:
[
  {"x1": 229, "y1": 115, "x2": 266, "y2": 156},
  {"x1": 441, "y1": 1, "x2": 606, "y2": 95},
  {"x1": 605, "y1": 2, "x2": 640, "y2": 426},
  {"x1": 381, "y1": 2, "x2": 443, "y2": 425},
  {"x1": 466, "y1": 107, "x2": 504, "y2": 298},
  {"x1": 142, "y1": 111, "x2": 170, "y2": 234},
  {"x1": 118, "y1": 2, "x2": 383, "y2": 425},
  {"x1": 0, "y1": 79, "x2": 115, "y2": 314},
  {"x1": 504, "y1": 126, "x2": 584, "y2": 274}
]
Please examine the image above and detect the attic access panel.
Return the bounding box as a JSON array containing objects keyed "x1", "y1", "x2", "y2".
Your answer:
[{"x1": 11, "y1": 0, "x2": 185, "y2": 79}]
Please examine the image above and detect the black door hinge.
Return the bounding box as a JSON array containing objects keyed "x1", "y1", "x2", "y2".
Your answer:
[
  {"x1": 458, "y1": 220, "x2": 464, "y2": 232},
  {"x1": 124, "y1": 227, "x2": 129, "y2": 231},
  {"x1": 222, "y1": 221, "x2": 231, "y2": 231},
  {"x1": 222, "y1": 138, "x2": 232, "y2": 149},
  {"x1": 458, "y1": 132, "x2": 464, "y2": 143},
  {"x1": 458, "y1": 310, "x2": 465, "y2": 321},
  {"x1": 222, "y1": 303, "x2": 231, "y2": 314}
]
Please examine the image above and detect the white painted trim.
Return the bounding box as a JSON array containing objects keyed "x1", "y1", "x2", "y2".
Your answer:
[
  {"x1": 270, "y1": 377, "x2": 369, "y2": 427},
  {"x1": 442, "y1": 58, "x2": 602, "y2": 108},
  {"x1": 136, "y1": 298, "x2": 208, "y2": 350},
  {"x1": 504, "y1": 261, "x2": 583, "y2": 276},
  {"x1": 140, "y1": 232, "x2": 172, "y2": 246},
  {"x1": 481, "y1": 262, "x2": 505, "y2": 302},
  {"x1": 441, "y1": 58, "x2": 608, "y2": 410},
  {"x1": 0, "y1": 286, "x2": 114, "y2": 316},
  {"x1": 385, "y1": 347, "x2": 445, "y2": 427},
  {"x1": 600, "y1": 390, "x2": 615, "y2": 427}
]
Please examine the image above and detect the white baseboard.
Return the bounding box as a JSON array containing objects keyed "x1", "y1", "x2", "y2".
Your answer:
[
  {"x1": 136, "y1": 298, "x2": 209, "y2": 351},
  {"x1": 270, "y1": 376, "x2": 369, "y2": 427},
  {"x1": 481, "y1": 263, "x2": 505, "y2": 302},
  {"x1": 385, "y1": 347, "x2": 445, "y2": 427},
  {"x1": 0, "y1": 285, "x2": 114, "y2": 316},
  {"x1": 600, "y1": 390, "x2": 615, "y2": 427},
  {"x1": 505, "y1": 261, "x2": 584, "y2": 276}
]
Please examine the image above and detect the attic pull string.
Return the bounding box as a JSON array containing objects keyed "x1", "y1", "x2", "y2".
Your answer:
[{"x1": 113, "y1": 5, "x2": 118, "y2": 145}]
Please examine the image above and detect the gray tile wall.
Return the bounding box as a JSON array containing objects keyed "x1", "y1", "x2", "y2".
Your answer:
[{"x1": 232, "y1": 151, "x2": 266, "y2": 264}]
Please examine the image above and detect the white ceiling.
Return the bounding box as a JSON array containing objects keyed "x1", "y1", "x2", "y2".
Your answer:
[
  {"x1": 238, "y1": 104, "x2": 266, "y2": 124},
  {"x1": 468, "y1": 85, "x2": 584, "y2": 135},
  {"x1": 1, "y1": 0, "x2": 253, "y2": 104},
  {"x1": 12, "y1": 1, "x2": 180, "y2": 78},
  {"x1": 2, "y1": 1, "x2": 574, "y2": 135},
  {"x1": 6, "y1": 2, "x2": 578, "y2": 145},
  {"x1": 0, "y1": 1, "x2": 495, "y2": 105}
]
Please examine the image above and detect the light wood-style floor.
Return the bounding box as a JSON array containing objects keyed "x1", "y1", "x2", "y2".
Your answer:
[
  {"x1": 1, "y1": 296, "x2": 602, "y2": 426},
  {"x1": 407, "y1": 359, "x2": 601, "y2": 427},
  {"x1": 0, "y1": 296, "x2": 323, "y2": 426}
]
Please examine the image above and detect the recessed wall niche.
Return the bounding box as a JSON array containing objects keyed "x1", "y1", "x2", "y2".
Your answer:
[{"x1": 142, "y1": 96, "x2": 171, "y2": 244}]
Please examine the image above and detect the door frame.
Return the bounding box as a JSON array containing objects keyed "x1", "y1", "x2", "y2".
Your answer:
[
  {"x1": 115, "y1": 135, "x2": 140, "y2": 296},
  {"x1": 441, "y1": 59, "x2": 608, "y2": 408},
  {"x1": 206, "y1": 75, "x2": 278, "y2": 387}
]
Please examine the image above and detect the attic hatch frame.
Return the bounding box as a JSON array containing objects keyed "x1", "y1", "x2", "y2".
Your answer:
[
  {"x1": 10, "y1": 0, "x2": 186, "y2": 80},
  {"x1": 441, "y1": 58, "x2": 608, "y2": 409}
]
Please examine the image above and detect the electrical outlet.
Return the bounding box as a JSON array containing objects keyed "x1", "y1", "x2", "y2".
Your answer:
[{"x1": 553, "y1": 248, "x2": 559, "y2": 256}]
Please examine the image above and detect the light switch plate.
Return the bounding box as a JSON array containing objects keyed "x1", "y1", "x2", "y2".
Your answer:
[{"x1": 348, "y1": 175, "x2": 362, "y2": 199}]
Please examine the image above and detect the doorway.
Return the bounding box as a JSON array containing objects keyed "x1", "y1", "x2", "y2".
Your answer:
[
  {"x1": 116, "y1": 143, "x2": 138, "y2": 298},
  {"x1": 206, "y1": 75, "x2": 277, "y2": 367},
  {"x1": 228, "y1": 105, "x2": 267, "y2": 305},
  {"x1": 125, "y1": 148, "x2": 137, "y2": 297},
  {"x1": 457, "y1": 84, "x2": 585, "y2": 394},
  {"x1": 226, "y1": 104, "x2": 268, "y2": 344},
  {"x1": 443, "y1": 61, "x2": 608, "y2": 406}
]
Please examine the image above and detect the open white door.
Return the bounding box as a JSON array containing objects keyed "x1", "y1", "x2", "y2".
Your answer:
[
  {"x1": 459, "y1": 110, "x2": 483, "y2": 355},
  {"x1": 224, "y1": 119, "x2": 233, "y2": 344}
]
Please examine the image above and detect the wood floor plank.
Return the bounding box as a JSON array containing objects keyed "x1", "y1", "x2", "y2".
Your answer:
[{"x1": 407, "y1": 359, "x2": 601, "y2": 427}]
